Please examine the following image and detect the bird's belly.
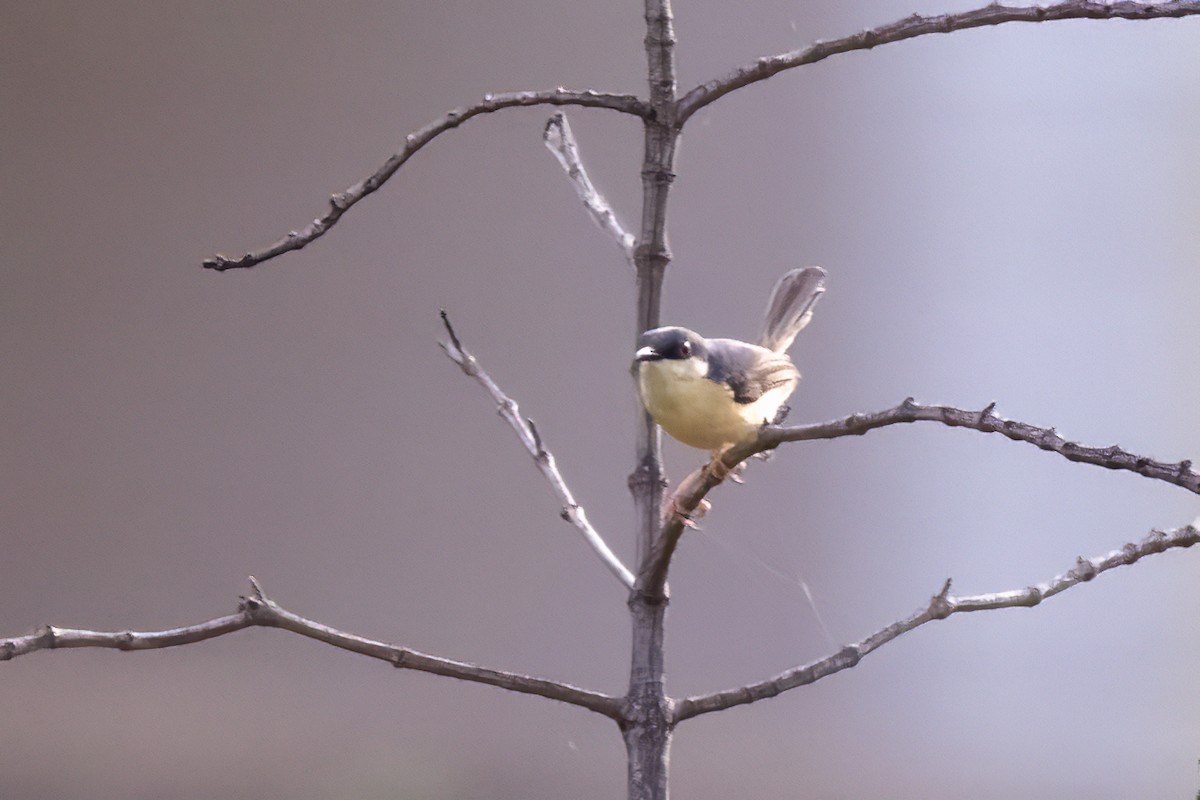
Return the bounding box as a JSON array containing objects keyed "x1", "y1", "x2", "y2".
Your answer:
[{"x1": 638, "y1": 365, "x2": 793, "y2": 451}]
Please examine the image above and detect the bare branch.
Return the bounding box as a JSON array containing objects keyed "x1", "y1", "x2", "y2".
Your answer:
[
  {"x1": 677, "y1": 0, "x2": 1200, "y2": 122},
  {"x1": 543, "y1": 113, "x2": 636, "y2": 263},
  {"x1": 767, "y1": 398, "x2": 1200, "y2": 492},
  {"x1": 204, "y1": 89, "x2": 650, "y2": 272},
  {"x1": 0, "y1": 580, "x2": 623, "y2": 720},
  {"x1": 439, "y1": 311, "x2": 636, "y2": 589},
  {"x1": 639, "y1": 398, "x2": 1200, "y2": 595},
  {"x1": 674, "y1": 523, "x2": 1200, "y2": 722}
]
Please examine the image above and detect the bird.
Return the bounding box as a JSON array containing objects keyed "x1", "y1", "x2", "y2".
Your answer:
[{"x1": 634, "y1": 267, "x2": 827, "y2": 456}]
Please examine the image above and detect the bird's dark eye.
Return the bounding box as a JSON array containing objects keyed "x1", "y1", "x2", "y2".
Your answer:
[{"x1": 678, "y1": 341, "x2": 691, "y2": 358}]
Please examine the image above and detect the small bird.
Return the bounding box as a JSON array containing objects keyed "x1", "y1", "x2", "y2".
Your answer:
[{"x1": 634, "y1": 267, "x2": 827, "y2": 454}]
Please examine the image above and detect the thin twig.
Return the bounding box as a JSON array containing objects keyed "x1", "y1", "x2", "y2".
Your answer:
[
  {"x1": 0, "y1": 580, "x2": 623, "y2": 719},
  {"x1": 204, "y1": 89, "x2": 650, "y2": 271},
  {"x1": 439, "y1": 311, "x2": 636, "y2": 589},
  {"x1": 677, "y1": 0, "x2": 1200, "y2": 122},
  {"x1": 639, "y1": 398, "x2": 1200, "y2": 595},
  {"x1": 673, "y1": 523, "x2": 1200, "y2": 722},
  {"x1": 543, "y1": 113, "x2": 636, "y2": 263}
]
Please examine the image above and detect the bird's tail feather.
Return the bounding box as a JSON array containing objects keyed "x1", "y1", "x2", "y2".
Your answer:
[{"x1": 757, "y1": 266, "x2": 827, "y2": 353}]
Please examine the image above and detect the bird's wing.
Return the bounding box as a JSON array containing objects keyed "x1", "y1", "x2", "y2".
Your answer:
[{"x1": 706, "y1": 342, "x2": 799, "y2": 404}]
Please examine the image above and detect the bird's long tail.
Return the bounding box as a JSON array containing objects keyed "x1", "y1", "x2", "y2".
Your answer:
[{"x1": 757, "y1": 266, "x2": 827, "y2": 353}]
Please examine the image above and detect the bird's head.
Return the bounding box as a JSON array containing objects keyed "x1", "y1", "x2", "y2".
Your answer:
[{"x1": 634, "y1": 327, "x2": 708, "y2": 367}]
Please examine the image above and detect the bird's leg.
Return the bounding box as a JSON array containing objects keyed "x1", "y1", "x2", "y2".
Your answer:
[
  {"x1": 707, "y1": 447, "x2": 747, "y2": 484},
  {"x1": 706, "y1": 452, "x2": 732, "y2": 482}
]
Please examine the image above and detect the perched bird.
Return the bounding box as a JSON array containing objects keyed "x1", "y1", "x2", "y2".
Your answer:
[{"x1": 634, "y1": 267, "x2": 827, "y2": 454}]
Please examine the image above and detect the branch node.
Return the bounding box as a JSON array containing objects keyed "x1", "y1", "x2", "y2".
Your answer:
[
  {"x1": 929, "y1": 579, "x2": 954, "y2": 618},
  {"x1": 1122, "y1": 541, "x2": 1143, "y2": 563},
  {"x1": 497, "y1": 398, "x2": 518, "y2": 418},
  {"x1": 1073, "y1": 556, "x2": 1098, "y2": 582},
  {"x1": 116, "y1": 631, "x2": 136, "y2": 650},
  {"x1": 528, "y1": 418, "x2": 548, "y2": 460},
  {"x1": 37, "y1": 625, "x2": 56, "y2": 648},
  {"x1": 639, "y1": 166, "x2": 676, "y2": 185}
]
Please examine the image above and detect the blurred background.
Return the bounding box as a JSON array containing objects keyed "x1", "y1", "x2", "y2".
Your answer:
[{"x1": 3, "y1": 2, "x2": 1199, "y2": 798}]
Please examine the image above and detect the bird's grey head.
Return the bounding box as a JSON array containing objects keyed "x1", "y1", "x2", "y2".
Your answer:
[{"x1": 635, "y1": 327, "x2": 707, "y2": 364}]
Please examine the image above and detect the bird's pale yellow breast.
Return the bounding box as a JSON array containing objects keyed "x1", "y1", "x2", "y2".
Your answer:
[{"x1": 638, "y1": 359, "x2": 794, "y2": 451}]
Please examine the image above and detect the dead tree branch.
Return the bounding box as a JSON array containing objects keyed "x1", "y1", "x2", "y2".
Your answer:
[
  {"x1": 677, "y1": 0, "x2": 1200, "y2": 122},
  {"x1": 769, "y1": 398, "x2": 1200, "y2": 491},
  {"x1": 439, "y1": 311, "x2": 636, "y2": 589},
  {"x1": 639, "y1": 398, "x2": 1200, "y2": 595},
  {"x1": 0, "y1": 579, "x2": 624, "y2": 719},
  {"x1": 543, "y1": 112, "x2": 636, "y2": 262},
  {"x1": 673, "y1": 523, "x2": 1200, "y2": 722},
  {"x1": 204, "y1": 89, "x2": 649, "y2": 272}
]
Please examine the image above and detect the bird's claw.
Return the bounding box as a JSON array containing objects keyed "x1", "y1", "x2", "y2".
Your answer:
[
  {"x1": 707, "y1": 450, "x2": 747, "y2": 484},
  {"x1": 665, "y1": 496, "x2": 712, "y2": 528}
]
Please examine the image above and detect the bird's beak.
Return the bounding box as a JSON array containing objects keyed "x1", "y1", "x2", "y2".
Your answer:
[{"x1": 635, "y1": 346, "x2": 661, "y2": 362}]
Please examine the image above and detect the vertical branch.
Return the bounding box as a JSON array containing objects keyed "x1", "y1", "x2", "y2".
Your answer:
[
  {"x1": 631, "y1": 0, "x2": 680, "y2": 581},
  {"x1": 625, "y1": 5, "x2": 680, "y2": 800}
]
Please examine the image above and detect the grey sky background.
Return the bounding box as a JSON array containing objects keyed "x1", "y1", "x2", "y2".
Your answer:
[{"x1": 3, "y1": 2, "x2": 1200, "y2": 798}]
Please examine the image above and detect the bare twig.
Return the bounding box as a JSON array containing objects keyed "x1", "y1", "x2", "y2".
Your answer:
[
  {"x1": 673, "y1": 523, "x2": 1200, "y2": 722},
  {"x1": 0, "y1": 580, "x2": 623, "y2": 719},
  {"x1": 204, "y1": 89, "x2": 650, "y2": 271},
  {"x1": 439, "y1": 311, "x2": 636, "y2": 589},
  {"x1": 677, "y1": 0, "x2": 1200, "y2": 122},
  {"x1": 639, "y1": 398, "x2": 1200, "y2": 595},
  {"x1": 543, "y1": 113, "x2": 636, "y2": 262}
]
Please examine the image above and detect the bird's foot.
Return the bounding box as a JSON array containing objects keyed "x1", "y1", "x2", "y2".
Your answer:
[
  {"x1": 665, "y1": 496, "x2": 711, "y2": 528},
  {"x1": 707, "y1": 448, "x2": 747, "y2": 483}
]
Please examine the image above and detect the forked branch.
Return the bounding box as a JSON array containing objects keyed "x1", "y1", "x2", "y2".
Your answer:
[
  {"x1": 640, "y1": 398, "x2": 1199, "y2": 595},
  {"x1": 677, "y1": 0, "x2": 1200, "y2": 121},
  {"x1": 204, "y1": 89, "x2": 649, "y2": 271},
  {"x1": 0, "y1": 578, "x2": 623, "y2": 719},
  {"x1": 674, "y1": 523, "x2": 1200, "y2": 722},
  {"x1": 440, "y1": 311, "x2": 636, "y2": 589}
]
